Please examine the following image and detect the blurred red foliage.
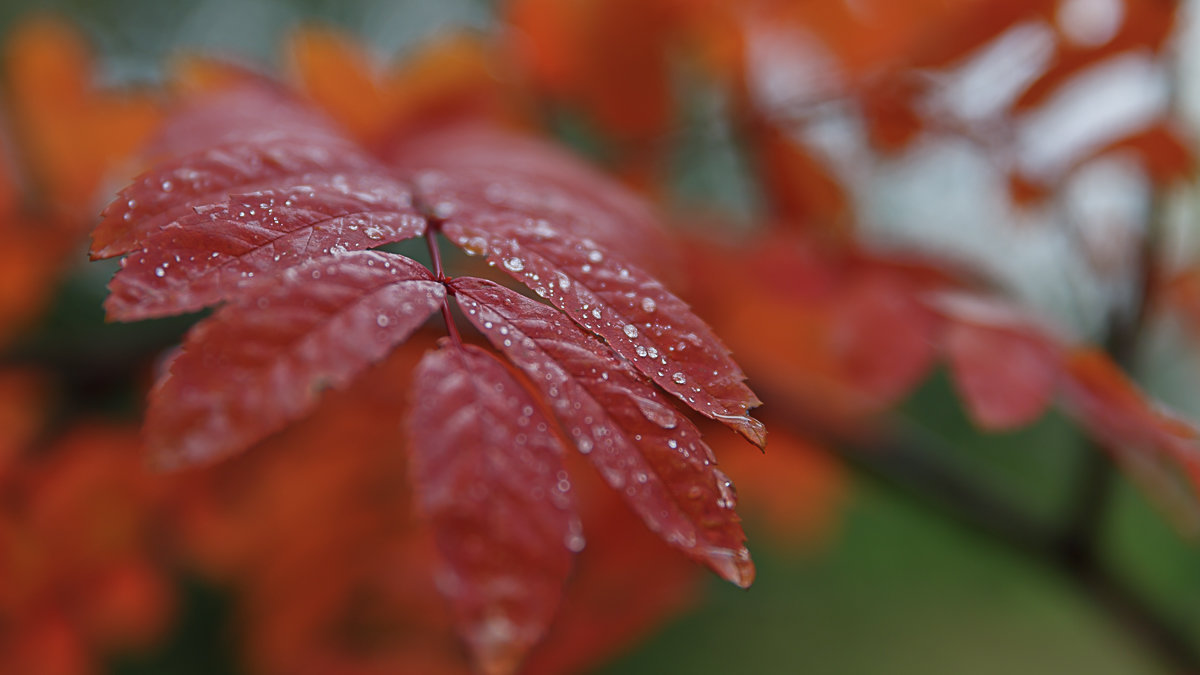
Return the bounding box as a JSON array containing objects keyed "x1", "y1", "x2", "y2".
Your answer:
[
  {"x1": 172, "y1": 336, "x2": 705, "y2": 675},
  {"x1": 0, "y1": 422, "x2": 175, "y2": 675},
  {"x1": 2, "y1": 0, "x2": 1199, "y2": 671}
]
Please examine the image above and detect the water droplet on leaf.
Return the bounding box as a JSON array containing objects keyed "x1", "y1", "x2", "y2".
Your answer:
[{"x1": 633, "y1": 395, "x2": 678, "y2": 429}]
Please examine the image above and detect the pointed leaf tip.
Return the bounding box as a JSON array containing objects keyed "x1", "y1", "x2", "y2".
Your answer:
[
  {"x1": 444, "y1": 226, "x2": 765, "y2": 444},
  {"x1": 408, "y1": 344, "x2": 576, "y2": 675},
  {"x1": 474, "y1": 621, "x2": 528, "y2": 675},
  {"x1": 721, "y1": 413, "x2": 767, "y2": 449},
  {"x1": 452, "y1": 278, "x2": 755, "y2": 586},
  {"x1": 707, "y1": 547, "x2": 756, "y2": 588}
]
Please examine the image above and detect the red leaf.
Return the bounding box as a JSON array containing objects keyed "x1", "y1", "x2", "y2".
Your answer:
[
  {"x1": 445, "y1": 225, "x2": 765, "y2": 447},
  {"x1": 452, "y1": 278, "x2": 754, "y2": 586},
  {"x1": 391, "y1": 124, "x2": 669, "y2": 268},
  {"x1": 146, "y1": 83, "x2": 349, "y2": 160},
  {"x1": 933, "y1": 292, "x2": 1062, "y2": 430},
  {"x1": 104, "y1": 177, "x2": 427, "y2": 319},
  {"x1": 520, "y1": 461, "x2": 703, "y2": 675},
  {"x1": 146, "y1": 250, "x2": 443, "y2": 467},
  {"x1": 1057, "y1": 349, "x2": 1200, "y2": 522},
  {"x1": 92, "y1": 87, "x2": 423, "y2": 261},
  {"x1": 1060, "y1": 348, "x2": 1200, "y2": 467},
  {"x1": 833, "y1": 275, "x2": 937, "y2": 407},
  {"x1": 943, "y1": 320, "x2": 1059, "y2": 429},
  {"x1": 408, "y1": 343, "x2": 576, "y2": 675},
  {"x1": 753, "y1": 122, "x2": 851, "y2": 232},
  {"x1": 95, "y1": 75, "x2": 765, "y2": 660},
  {"x1": 502, "y1": 0, "x2": 676, "y2": 143}
]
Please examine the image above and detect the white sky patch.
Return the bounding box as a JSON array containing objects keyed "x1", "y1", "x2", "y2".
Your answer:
[
  {"x1": 1016, "y1": 52, "x2": 1168, "y2": 180},
  {"x1": 1060, "y1": 154, "x2": 1150, "y2": 272},
  {"x1": 856, "y1": 137, "x2": 1124, "y2": 339},
  {"x1": 1057, "y1": 0, "x2": 1126, "y2": 47},
  {"x1": 929, "y1": 21, "x2": 1057, "y2": 122},
  {"x1": 745, "y1": 20, "x2": 843, "y2": 116},
  {"x1": 1176, "y1": 0, "x2": 1200, "y2": 128}
]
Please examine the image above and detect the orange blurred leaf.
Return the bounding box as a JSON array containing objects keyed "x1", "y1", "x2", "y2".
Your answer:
[{"x1": 4, "y1": 16, "x2": 161, "y2": 216}]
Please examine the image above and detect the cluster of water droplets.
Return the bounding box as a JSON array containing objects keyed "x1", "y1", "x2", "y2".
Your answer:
[
  {"x1": 458, "y1": 301, "x2": 751, "y2": 591},
  {"x1": 564, "y1": 516, "x2": 586, "y2": 553},
  {"x1": 223, "y1": 188, "x2": 424, "y2": 287}
]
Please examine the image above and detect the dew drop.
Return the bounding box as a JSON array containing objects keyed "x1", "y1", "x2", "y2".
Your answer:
[
  {"x1": 714, "y1": 469, "x2": 737, "y2": 509},
  {"x1": 503, "y1": 257, "x2": 525, "y2": 272},
  {"x1": 672, "y1": 372, "x2": 687, "y2": 384},
  {"x1": 641, "y1": 297, "x2": 657, "y2": 313},
  {"x1": 633, "y1": 396, "x2": 678, "y2": 430},
  {"x1": 591, "y1": 308, "x2": 602, "y2": 319},
  {"x1": 462, "y1": 237, "x2": 488, "y2": 256},
  {"x1": 623, "y1": 324, "x2": 639, "y2": 339},
  {"x1": 160, "y1": 180, "x2": 173, "y2": 192},
  {"x1": 587, "y1": 249, "x2": 603, "y2": 263},
  {"x1": 376, "y1": 314, "x2": 390, "y2": 327},
  {"x1": 565, "y1": 531, "x2": 586, "y2": 552},
  {"x1": 529, "y1": 219, "x2": 556, "y2": 237},
  {"x1": 154, "y1": 267, "x2": 165, "y2": 278},
  {"x1": 475, "y1": 615, "x2": 517, "y2": 650}
]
